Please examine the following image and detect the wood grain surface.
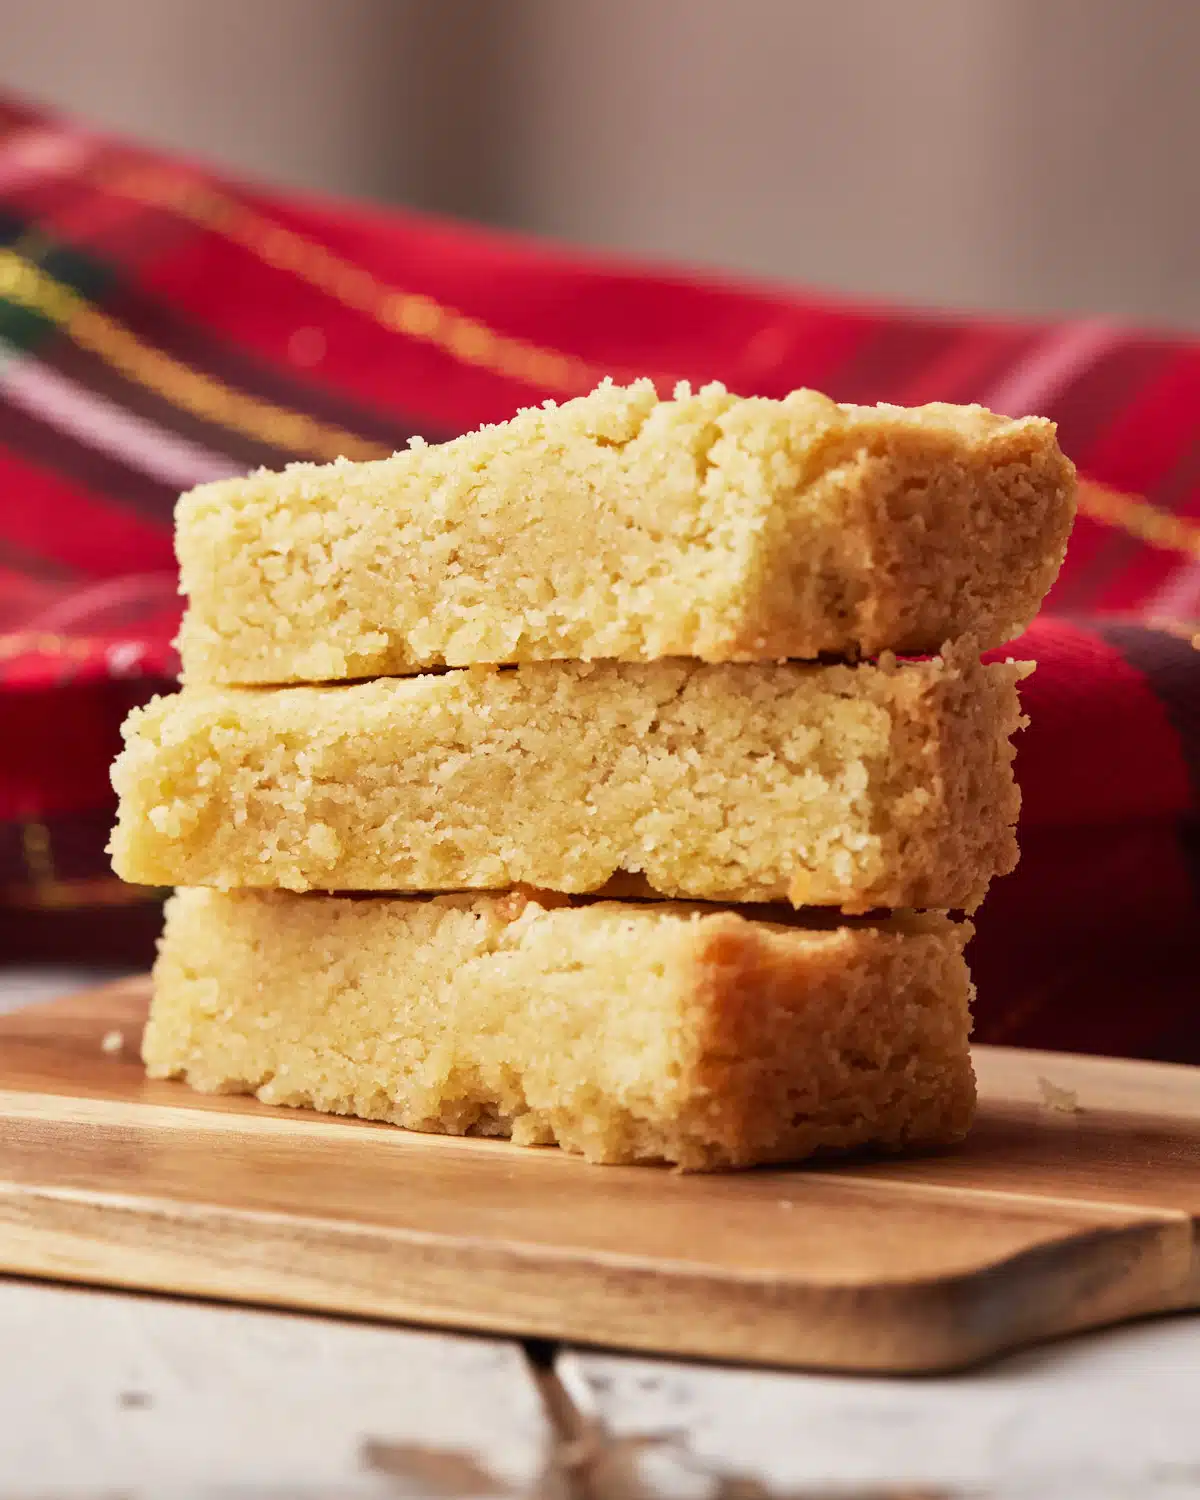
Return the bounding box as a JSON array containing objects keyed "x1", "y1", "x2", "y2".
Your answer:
[{"x1": 0, "y1": 978, "x2": 1197, "y2": 1374}]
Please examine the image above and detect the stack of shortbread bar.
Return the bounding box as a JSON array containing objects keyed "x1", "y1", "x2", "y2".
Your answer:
[{"x1": 110, "y1": 379, "x2": 1076, "y2": 1169}]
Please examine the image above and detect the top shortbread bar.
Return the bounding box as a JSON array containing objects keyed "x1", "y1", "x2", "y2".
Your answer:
[{"x1": 176, "y1": 379, "x2": 1076, "y2": 684}]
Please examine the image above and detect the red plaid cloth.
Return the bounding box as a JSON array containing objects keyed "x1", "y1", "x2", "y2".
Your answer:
[{"x1": 2, "y1": 95, "x2": 1197, "y2": 1060}]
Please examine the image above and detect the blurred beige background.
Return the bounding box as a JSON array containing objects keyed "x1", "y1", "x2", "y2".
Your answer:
[{"x1": 1, "y1": 0, "x2": 1196, "y2": 327}]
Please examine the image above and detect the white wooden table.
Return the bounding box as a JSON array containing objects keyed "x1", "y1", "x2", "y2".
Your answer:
[{"x1": 3, "y1": 968, "x2": 1199, "y2": 1499}]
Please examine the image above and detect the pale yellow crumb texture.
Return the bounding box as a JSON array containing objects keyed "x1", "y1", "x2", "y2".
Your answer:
[
  {"x1": 174, "y1": 378, "x2": 1076, "y2": 683},
  {"x1": 110, "y1": 648, "x2": 1029, "y2": 911},
  {"x1": 145, "y1": 888, "x2": 977, "y2": 1169}
]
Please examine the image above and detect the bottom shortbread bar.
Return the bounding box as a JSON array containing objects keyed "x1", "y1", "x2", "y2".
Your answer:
[{"x1": 147, "y1": 888, "x2": 977, "y2": 1169}]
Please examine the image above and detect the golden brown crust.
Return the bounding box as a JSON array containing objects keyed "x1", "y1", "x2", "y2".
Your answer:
[
  {"x1": 111, "y1": 653, "x2": 1029, "y2": 911},
  {"x1": 174, "y1": 379, "x2": 1076, "y2": 684},
  {"x1": 145, "y1": 888, "x2": 976, "y2": 1170}
]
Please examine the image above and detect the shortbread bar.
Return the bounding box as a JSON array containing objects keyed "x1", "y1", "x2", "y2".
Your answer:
[
  {"x1": 145, "y1": 888, "x2": 977, "y2": 1169},
  {"x1": 111, "y1": 650, "x2": 1029, "y2": 911},
  {"x1": 175, "y1": 379, "x2": 1075, "y2": 683}
]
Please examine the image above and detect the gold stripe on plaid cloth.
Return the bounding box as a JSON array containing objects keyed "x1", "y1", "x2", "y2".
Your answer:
[
  {"x1": 11, "y1": 820, "x2": 163, "y2": 910},
  {"x1": 1077, "y1": 481, "x2": 1200, "y2": 562},
  {"x1": 4, "y1": 876, "x2": 163, "y2": 910},
  {"x1": 0, "y1": 631, "x2": 97, "y2": 665},
  {"x1": 0, "y1": 248, "x2": 388, "y2": 462},
  {"x1": 96, "y1": 162, "x2": 630, "y2": 397}
]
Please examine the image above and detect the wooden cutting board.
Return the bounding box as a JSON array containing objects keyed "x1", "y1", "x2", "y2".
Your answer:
[{"x1": 1, "y1": 978, "x2": 1197, "y2": 1373}]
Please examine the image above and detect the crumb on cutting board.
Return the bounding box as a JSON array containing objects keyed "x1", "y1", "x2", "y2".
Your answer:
[{"x1": 1037, "y1": 1075, "x2": 1081, "y2": 1113}]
